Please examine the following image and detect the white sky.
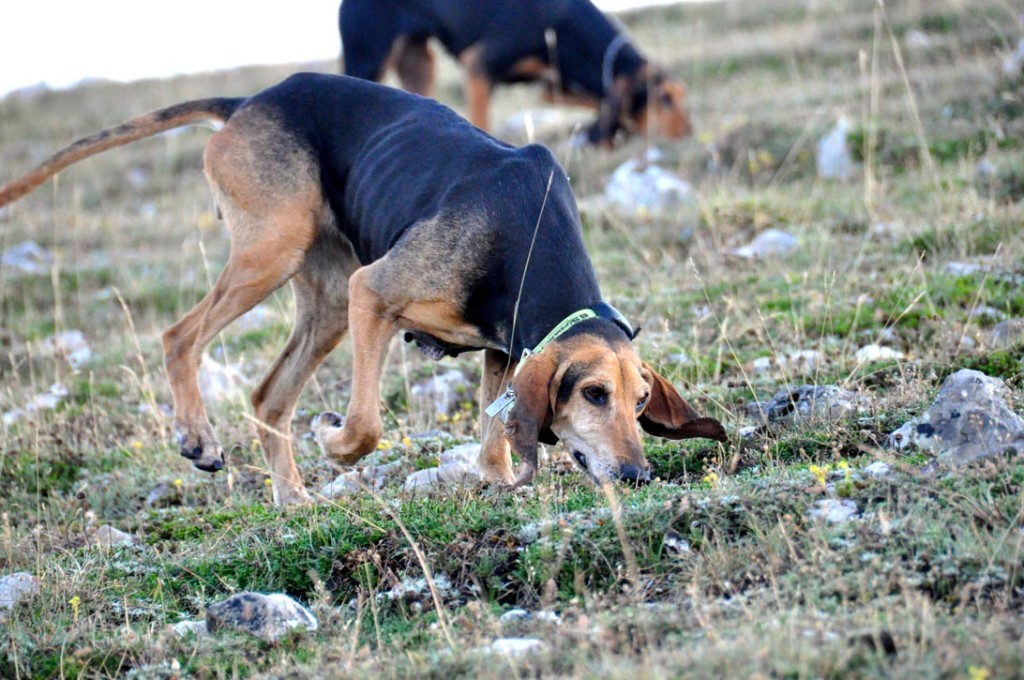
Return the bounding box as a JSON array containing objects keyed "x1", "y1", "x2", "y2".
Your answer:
[{"x1": 0, "y1": 0, "x2": 696, "y2": 97}]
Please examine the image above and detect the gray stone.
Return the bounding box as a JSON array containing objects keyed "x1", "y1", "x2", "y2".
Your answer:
[
  {"x1": 809, "y1": 499, "x2": 859, "y2": 523},
  {"x1": 747, "y1": 385, "x2": 867, "y2": 425},
  {"x1": 989, "y1": 318, "x2": 1024, "y2": 349},
  {"x1": 0, "y1": 573, "x2": 39, "y2": 622},
  {"x1": 889, "y1": 369, "x2": 1024, "y2": 466},
  {"x1": 410, "y1": 369, "x2": 473, "y2": 418},
  {"x1": 206, "y1": 592, "x2": 318, "y2": 642},
  {"x1": 730, "y1": 229, "x2": 799, "y2": 259}
]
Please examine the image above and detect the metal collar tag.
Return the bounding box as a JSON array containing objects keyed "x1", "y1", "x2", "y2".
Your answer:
[{"x1": 484, "y1": 308, "x2": 599, "y2": 422}]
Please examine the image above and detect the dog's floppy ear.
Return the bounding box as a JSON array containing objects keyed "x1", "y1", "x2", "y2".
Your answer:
[
  {"x1": 588, "y1": 76, "x2": 630, "y2": 145},
  {"x1": 639, "y1": 363, "x2": 727, "y2": 441},
  {"x1": 505, "y1": 353, "x2": 560, "y2": 470}
]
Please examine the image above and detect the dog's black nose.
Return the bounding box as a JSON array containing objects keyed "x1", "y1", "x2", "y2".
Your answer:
[{"x1": 619, "y1": 463, "x2": 651, "y2": 483}]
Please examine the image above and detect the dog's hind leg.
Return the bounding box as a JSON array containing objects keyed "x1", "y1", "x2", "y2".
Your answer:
[
  {"x1": 163, "y1": 112, "x2": 321, "y2": 474},
  {"x1": 250, "y1": 231, "x2": 358, "y2": 506}
]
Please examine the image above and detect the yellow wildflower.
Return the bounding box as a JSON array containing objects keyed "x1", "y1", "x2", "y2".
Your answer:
[
  {"x1": 70, "y1": 595, "x2": 81, "y2": 624},
  {"x1": 809, "y1": 464, "x2": 830, "y2": 489},
  {"x1": 968, "y1": 667, "x2": 990, "y2": 680}
]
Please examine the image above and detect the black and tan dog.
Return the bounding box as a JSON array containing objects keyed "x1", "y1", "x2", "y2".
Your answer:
[
  {"x1": 340, "y1": 0, "x2": 692, "y2": 145},
  {"x1": 0, "y1": 73, "x2": 724, "y2": 505}
]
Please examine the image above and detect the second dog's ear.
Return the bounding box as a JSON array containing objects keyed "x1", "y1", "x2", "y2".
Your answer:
[
  {"x1": 639, "y1": 363, "x2": 727, "y2": 442},
  {"x1": 505, "y1": 353, "x2": 559, "y2": 470}
]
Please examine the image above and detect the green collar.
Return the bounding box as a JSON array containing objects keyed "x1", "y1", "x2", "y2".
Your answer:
[{"x1": 484, "y1": 305, "x2": 634, "y2": 422}]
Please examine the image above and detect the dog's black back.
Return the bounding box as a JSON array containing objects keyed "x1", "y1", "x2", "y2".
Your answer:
[{"x1": 246, "y1": 73, "x2": 601, "y2": 354}]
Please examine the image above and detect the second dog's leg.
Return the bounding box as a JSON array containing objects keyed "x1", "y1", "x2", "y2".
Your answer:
[{"x1": 313, "y1": 263, "x2": 397, "y2": 466}]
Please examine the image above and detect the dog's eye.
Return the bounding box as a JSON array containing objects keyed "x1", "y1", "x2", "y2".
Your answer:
[
  {"x1": 636, "y1": 395, "x2": 649, "y2": 413},
  {"x1": 582, "y1": 385, "x2": 608, "y2": 406}
]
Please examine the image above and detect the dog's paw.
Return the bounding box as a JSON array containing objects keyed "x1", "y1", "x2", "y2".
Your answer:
[
  {"x1": 311, "y1": 411, "x2": 358, "y2": 466},
  {"x1": 175, "y1": 424, "x2": 224, "y2": 473}
]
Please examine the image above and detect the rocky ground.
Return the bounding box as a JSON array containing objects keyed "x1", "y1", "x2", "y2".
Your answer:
[{"x1": 2, "y1": 0, "x2": 1024, "y2": 677}]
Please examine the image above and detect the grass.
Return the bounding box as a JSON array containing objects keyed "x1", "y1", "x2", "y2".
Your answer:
[{"x1": 3, "y1": 0, "x2": 1024, "y2": 677}]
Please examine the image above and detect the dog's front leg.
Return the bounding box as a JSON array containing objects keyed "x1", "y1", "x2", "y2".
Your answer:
[
  {"x1": 478, "y1": 349, "x2": 516, "y2": 485},
  {"x1": 313, "y1": 265, "x2": 395, "y2": 466}
]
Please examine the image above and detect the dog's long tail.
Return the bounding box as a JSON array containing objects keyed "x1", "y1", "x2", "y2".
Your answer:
[{"x1": 0, "y1": 97, "x2": 245, "y2": 207}]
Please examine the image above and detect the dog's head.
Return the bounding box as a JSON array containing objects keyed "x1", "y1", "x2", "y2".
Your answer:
[
  {"x1": 504, "y1": 320, "x2": 725, "y2": 483},
  {"x1": 590, "y1": 64, "x2": 692, "y2": 146}
]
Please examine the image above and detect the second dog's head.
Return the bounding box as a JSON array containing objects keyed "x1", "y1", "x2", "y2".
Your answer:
[
  {"x1": 590, "y1": 64, "x2": 692, "y2": 146},
  {"x1": 504, "y1": 319, "x2": 725, "y2": 483}
]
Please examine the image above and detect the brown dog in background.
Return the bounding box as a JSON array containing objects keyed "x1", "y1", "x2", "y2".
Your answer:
[{"x1": 340, "y1": 0, "x2": 692, "y2": 145}]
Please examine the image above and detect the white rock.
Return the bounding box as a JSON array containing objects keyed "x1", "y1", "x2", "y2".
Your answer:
[
  {"x1": 232, "y1": 304, "x2": 279, "y2": 332},
  {"x1": 535, "y1": 610, "x2": 561, "y2": 625},
  {"x1": 404, "y1": 442, "x2": 481, "y2": 492},
  {"x1": 497, "y1": 109, "x2": 592, "y2": 145},
  {"x1": 809, "y1": 499, "x2": 859, "y2": 524},
  {"x1": 663, "y1": 531, "x2": 691, "y2": 556},
  {"x1": 945, "y1": 261, "x2": 985, "y2": 277},
  {"x1": 38, "y1": 330, "x2": 92, "y2": 369},
  {"x1": 92, "y1": 525, "x2": 134, "y2": 547},
  {"x1": 410, "y1": 369, "x2": 473, "y2": 418},
  {"x1": 863, "y1": 461, "x2": 891, "y2": 479},
  {"x1": 3, "y1": 383, "x2": 69, "y2": 426},
  {"x1": 500, "y1": 608, "x2": 531, "y2": 623},
  {"x1": 1002, "y1": 38, "x2": 1024, "y2": 77},
  {"x1": 905, "y1": 29, "x2": 933, "y2": 49},
  {"x1": 205, "y1": 592, "x2": 318, "y2": 642},
  {"x1": 747, "y1": 385, "x2": 867, "y2": 425},
  {"x1": 484, "y1": 637, "x2": 546, "y2": 656},
  {"x1": 198, "y1": 355, "x2": 247, "y2": 404},
  {"x1": 817, "y1": 116, "x2": 854, "y2": 180},
  {"x1": 172, "y1": 620, "x2": 207, "y2": 638},
  {"x1": 1, "y1": 240, "x2": 54, "y2": 275},
  {"x1": 989, "y1": 318, "x2": 1024, "y2": 349},
  {"x1": 855, "y1": 344, "x2": 904, "y2": 363},
  {"x1": 730, "y1": 229, "x2": 799, "y2": 259},
  {"x1": 605, "y1": 150, "x2": 694, "y2": 215},
  {"x1": 319, "y1": 460, "x2": 405, "y2": 499},
  {"x1": 969, "y1": 305, "x2": 1006, "y2": 322},
  {"x1": 0, "y1": 573, "x2": 39, "y2": 620}
]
